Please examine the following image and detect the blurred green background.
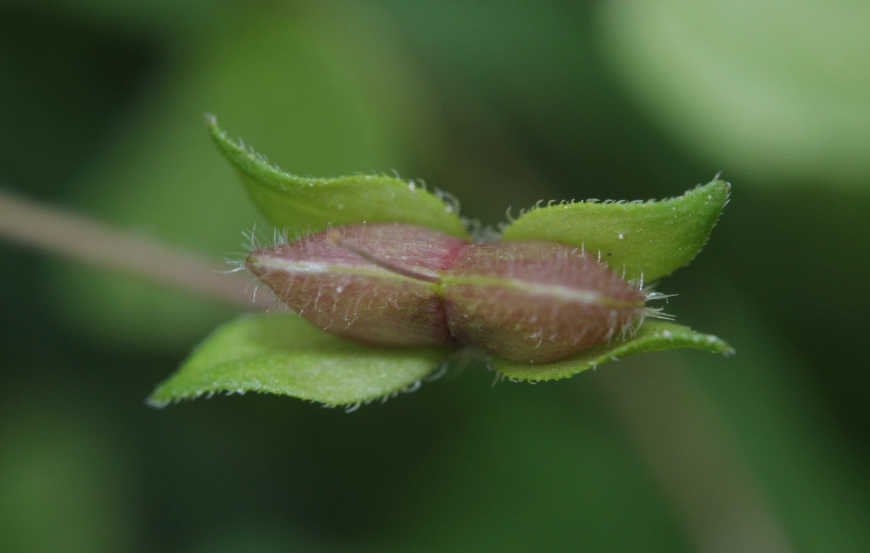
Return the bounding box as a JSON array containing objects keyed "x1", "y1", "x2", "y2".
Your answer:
[{"x1": 1, "y1": 1, "x2": 869, "y2": 551}]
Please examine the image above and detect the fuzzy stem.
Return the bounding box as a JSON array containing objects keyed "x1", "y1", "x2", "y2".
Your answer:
[
  {"x1": 600, "y1": 360, "x2": 794, "y2": 553},
  {"x1": 0, "y1": 187, "x2": 270, "y2": 310}
]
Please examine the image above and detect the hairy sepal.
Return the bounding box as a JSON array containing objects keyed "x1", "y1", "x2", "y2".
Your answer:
[
  {"x1": 208, "y1": 117, "x2": 469, "y2": 239},
  {"x1": 247, "y1": 223, "x2": 467, "y2": 346},
  {"x1": 500, "y1": 179, "x2": 730, "y2": 282},
  {"x1": 149, "y1": 313, "x2": 454, "y2": 408},
  {"x1": 442, "y1": 241, "x2": 647, "y2": 363},
  {"x1": 491, "y1": 321, "x2": 734, "y2": 381}
]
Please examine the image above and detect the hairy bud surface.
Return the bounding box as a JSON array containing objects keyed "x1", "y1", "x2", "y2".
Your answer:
[
  {"x1": 247, "y1": 223, "x2": 649, "y2": 363},
  {"x1": 442, "y1": 241, "x2": 646, "y2": 363}
]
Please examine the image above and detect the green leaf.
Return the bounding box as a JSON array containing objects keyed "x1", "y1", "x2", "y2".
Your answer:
[
  {"x1": 149, "y1": 313, "x2": 455, "y2": 408},
  {"x1": 500, "y1": 180, "x2": 730, "y2": 282},
  {"x1": 491, "y1": 320, "x2": 733, "y2": 382},
  {"x1": 207, "y1": 116, "x2": 469, "y2": 239}
]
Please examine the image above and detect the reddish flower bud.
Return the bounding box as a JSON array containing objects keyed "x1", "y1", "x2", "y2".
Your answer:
[
  {"x1": 442, "y1": 241, "x2": 647, "y2": 363},
  {"x1": 247, "y1": 223, "x2": 650, "y2": 363},
  {"x1": 246, "y1": 223, "x2": 467, "y2": 346}
]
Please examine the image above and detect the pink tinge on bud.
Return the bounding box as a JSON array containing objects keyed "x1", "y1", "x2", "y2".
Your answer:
[
  {"x1": 442, "y1": 241, "x2": 647, "y2": 363},
  {"x1": 246, "y1": 223, "x2": 468, "y2": 346},
  {"x1": 247, "y1": 223, "x2": 650, "y2": 363}
]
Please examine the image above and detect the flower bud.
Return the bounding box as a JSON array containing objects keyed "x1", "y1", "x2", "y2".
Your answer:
[
  {"x1": 248, "y1": 224, "x2": 649, "y2": 363},
  {"x1": 442, "y1": 241, "x2": 647, "y2": 363},
  {"x1": 246, "y1": 223, "x2": 467, "y2": 346}
]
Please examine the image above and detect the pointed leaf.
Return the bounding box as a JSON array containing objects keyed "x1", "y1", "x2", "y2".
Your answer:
[
  {"x1": 500, "y1": 180, "x2": 730, "y2": 281},
  {"x1": 208, "y1": 117, "x2": 469, "y2": 238},
  {"x1": 149, "y1": 313, "x2": 455, "y2": 407},
  {"x1": 492, "y1": 320, "x2": 733, "y2": 381}
]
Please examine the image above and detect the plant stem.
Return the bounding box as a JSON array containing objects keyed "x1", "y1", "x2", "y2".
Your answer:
[
  {"x1": 0, "y1": 187, "x2": 270, "y2": 310},
  {"x1": 599, "y1": 359, "x2": 794, "y2": 553}
]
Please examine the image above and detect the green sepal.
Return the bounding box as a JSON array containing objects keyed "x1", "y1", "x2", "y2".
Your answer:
[
  {"x1": 492, "y1": 321, "x2": 733, "y2": 381},
  {"x1": 149, "y1": 313, "x2": 456, "y2": 408},
  {"x1": 500, "y1": 180, "x2": 730, "y2": 281},
  {"x1": 207, "y1": 116, "x2": 469, "y2": 239}
]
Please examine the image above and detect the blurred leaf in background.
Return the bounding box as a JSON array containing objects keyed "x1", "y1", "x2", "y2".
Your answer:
[
  {"x1": 599, "y1": 0, "x2": 870, "y2": 187},
  {"x1": 0, "y1": 378, "x2": 136, "y2": 553}
]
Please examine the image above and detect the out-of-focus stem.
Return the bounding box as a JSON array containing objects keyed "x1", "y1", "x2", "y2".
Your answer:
[
  {"x1": 0, "y1": 187, "x2": 271, "y2": 310},
  {"x1": 598, "y1": 358, "x2": 794, "y2": 553}
]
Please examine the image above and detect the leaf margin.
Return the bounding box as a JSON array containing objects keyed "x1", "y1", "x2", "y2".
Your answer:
[
  {"x1": 206, "y1": 115, "x2": 470, "y2": 239},
  {"x1": 500, "y1": 179, "x2": 731, "y2": 282},
  {"x1": 148, "y1": 311, "x2": 457, "y2": 408},
  {"x1": 491, "y1": 320, "x2": 734, "y2": 382}
]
